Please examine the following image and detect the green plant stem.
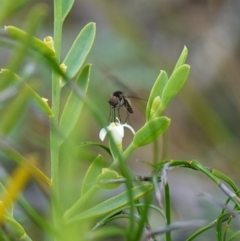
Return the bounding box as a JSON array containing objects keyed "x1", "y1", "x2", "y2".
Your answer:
[
  {"x1": 165, "y1": 183, "x2": 171, "y2": 241},
  {"x1": 109, "y1": 142, "x2": 135, "y2": 169},
  {"x1": 51, "y1": 0, "x2": 62, "y2": 239}
]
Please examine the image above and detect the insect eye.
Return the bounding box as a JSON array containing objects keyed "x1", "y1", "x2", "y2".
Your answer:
[{"x1": 109, "y1": 96, "x2": 118, "y2": 105}]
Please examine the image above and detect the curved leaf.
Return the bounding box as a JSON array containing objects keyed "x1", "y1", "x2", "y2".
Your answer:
[
  {"x1": 0, "y1": 69, "x2": 53, "y2": 117},
  {"x1": 146, "y1": 71, "x2": 168, "y2": 121},
  {"x1": 0, "y1": 86, "x2": 30, "y2": 135},
  {"x1": 0, "y1": 183, "x2": 13, "y2": 216},
  {"x1": 4, "y1": 26, "x2": 66, "y2": 78},
  {"x1": 81, "y1": 155, "x2": 107, "y2": 196},
  {"x1": 67, "y1": 184, "x2": 153, "y2": 223},
  {"x1": 59, "y1": 64, "x2": 91, "y2": 145},
  {"x1": 62, "y1": 23, "x2": 96, "y2": 84},
  {"x1": 152, "y1": 64, "x2": 190, "y2": 118},
  {"x1": 173, "y1": 46, "x2": 188, "y2": 71},
  {"x1": 62, "y1": 0, "x2": 75, "y2": 21},
  {"x1": 0, "y1": 143, "x2": 51, "y2": 185},
  {"x1": 133, "y1": 117, "x2": 171, "y2": 147},
  {"x1": 5, "y1": 26, "x2": 55, "y2": 57},
  {"x1": 77, "y1": 142, "x2": 111, "y2": 156},
  {"x1": 161, "y1": 64, "x2": 190, "y2": 108}
]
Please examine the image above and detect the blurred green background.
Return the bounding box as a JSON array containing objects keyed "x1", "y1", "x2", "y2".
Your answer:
[{"x1": 1, "y1": 0, "x2": 240, "y2": 240}]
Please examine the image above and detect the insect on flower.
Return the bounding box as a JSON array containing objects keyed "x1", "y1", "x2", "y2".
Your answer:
[
  {"x1": 108, "y1": 91, "x2": 133, "y2": 123},
  {"x1": 108, "y1": 90, "x2": 146, "y2": 124}
]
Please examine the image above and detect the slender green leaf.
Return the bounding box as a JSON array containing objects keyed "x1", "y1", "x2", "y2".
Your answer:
[
  {"x1": 62, "y1": 23, "x2": 96, "y2": 83},
  {"x1": 81, "y1": 155, "x2": 107, "y2": 196},
  {"x1": 133, "y1": 117, "x2": 171, "y2": 147},
  {"x1": 173, "y1": 46, "x2": 188, "y2": 71},
  {"x1": 64, "y1": 185, "x2": 100, "y2": 219},
  {"x1": 5, "y1": 26, "x2": 55, "y2": 57},
  {"x1": 0, "y1": 0, "x2": 38, "y2": 23},
  {"x1": 0, "y1": 69, "x2": 53, "y2": 117},
  {"x1": 0, "y1": 87, "x2": 29, "y2": 135},
  {"x1": 77, "y1": 142, "x2": 111, "y2": 156},
  {"x1": 162, "y1": 64, "x2": 190, "y2": 107},
  {"x1": 0, "y1": 183, "x2": 13, "y2": 216},
  {"x1": 152, "y1": 64, "x2": 190, "y2": 118},
  {"x1": 4, "y1": 26, "x2": 66, "y2": 78},
  {"x1": 146, "y1": 70, "x2": 168, "y2": 121},
  {"x1": 67, "y1": 184, "x2": 153, "y2": 223},
  {"x1": 90, "y1": 226, "x2": 126, "y2": 240},
  {"x1": 229, "y1": 230, "x2": 240, "y2": 241},
  {"x1": 186, "y1": 222, "x2": 215, "y2": 241},
  {"x1": 62, "y1": 0, "x2": 75, "y2": 21},
  {"x1": 18, "y1": 195, "x2": 55, "y2": 235},
  {"x1": 59, "y1": 64, "x2": 91, "y2": 145},
  {"x1": 0, "y1": 142, "x2": 51, "y2": 185},
  {"x1": 3, "y1": 216, "x2": 28, "y2": 240}
]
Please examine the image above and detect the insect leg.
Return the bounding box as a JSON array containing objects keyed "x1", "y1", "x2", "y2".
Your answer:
[
  {"x1": 117, "y1": 108, "x2": 121, "y2": 123},
  {"x1": 108, "y1": 106, "x2": 113, "y2": 124},
  {"x1": 125, "y1": 110, "x2": 131, "y2": 125}
]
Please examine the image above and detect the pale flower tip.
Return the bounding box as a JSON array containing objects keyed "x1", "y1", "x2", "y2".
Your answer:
[{"x1": 99, "y1": 128, "x2": 107, "y2": 141}]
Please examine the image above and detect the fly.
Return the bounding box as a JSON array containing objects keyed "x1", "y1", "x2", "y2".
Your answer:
[{"x1": 108, "y1": 90, "x2": 146, "y2": 124}]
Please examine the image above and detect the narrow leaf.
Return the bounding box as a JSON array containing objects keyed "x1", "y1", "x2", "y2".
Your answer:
[
  {"x1": 146, "y1": 71, "x2": 168, "y2": 121},
  {"x1": 161, "y1": 64, "x2": 190, "y2": 108},
  {"x1": 59, "y1": 64, "x2": 91, "y2": 145},
  {"x1": 5, "y1": 26, "x2": 55, "y2": 57},
  {"x1": 0, "y1": 87, "x2": 29, "y2": 135},
  {"x1": 77, "y1": 142, "x2": 111, "y2": 156},
  {"x1": 152, "y1": 64, "x2": 190, "y2": 118},
  {"x1": 81, "y1": 155, "x2": 107, "y2": 196},
  {"x1": 173, "y1": 46, "x2": 188, "y2": 71},
  {"x1": 67, "y1": 184, "x2": 153, "y2": 223},
  {"x1": 62, "y1": 23, "x2": 96, "y2": 83},
  {"x1": 4, "y1": 26, "x2": 66, "y2": 78},
  {"x1": 62, "y1": 0, "x2": 75, "y2": 21},
  {"x1": 2, "y1": 216, "x2": 27, "y2": 240},
  {"x1": 0, "y1": 142, "x2": 51, "y2": 185},
  {"x1": 0, "y1": 69, "x2": 53, "y2": 117},
  {"x1": 0, "y1": 183, "x2": 13, "y2": 216},
  {"x1": 133, "y1": 117, "x2": 171, "y2": 147}
]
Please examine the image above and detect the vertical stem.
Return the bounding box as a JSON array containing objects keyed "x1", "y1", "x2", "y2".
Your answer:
[
  {"x1": 51, "y1": 0, "x2": 62, "y2": 199},
  {"x1": 51, "y1": 0, "x2": 62, "y2": 238},
  {"x1": 165, "y1": 183, "x2": 171, "y2": 241}
]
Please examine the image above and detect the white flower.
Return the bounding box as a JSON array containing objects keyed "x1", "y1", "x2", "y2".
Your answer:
[{"x1": 99, "y1": 118, "x2": 135, "y2": 144}]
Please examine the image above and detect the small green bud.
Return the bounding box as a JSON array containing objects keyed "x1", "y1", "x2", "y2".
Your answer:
[
  {"x1": 149, "y1": 96, "x2": 161, "y2": 120},
  {"x1": 97, "y1": 168, "x2": 121, "y2": 189}
]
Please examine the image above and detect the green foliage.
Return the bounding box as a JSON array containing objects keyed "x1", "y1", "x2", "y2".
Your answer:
[
  {"x1": 62, "y1": 23, "x2": 96, "y2": 83},
  {"x1": 96, "y1": 168, "x2": 121, "y2": 189},
  {"x1": 146, "y1": 70, "x2": 168, "y2": 120},
  {"x1": 62, "y1": 0, "x2": 75, "y2": 21},
  {"x1": 0, "y1": 1, "x2": 240, "y2": 241},
  {"x1": 133, "y1": 116, "x2": 171, "y2": 147},
  {"x1": 59, "y1": 64, "x2": 91, "y2": 145},
  {"x1": 66, "y1": 184, "x2": 153, "y2": 223},
  {"x1": 81, "y1": 155, "x2": 107, "y2": 196}
]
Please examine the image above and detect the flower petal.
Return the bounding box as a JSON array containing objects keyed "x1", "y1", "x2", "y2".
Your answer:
[
  {"x1": 116, "y1": 125, "x2": 124, "y2": 138},
  {"x1": 123, "y1": 124, "x2": 136, "y2": 135},
  {"x1": 99, "y1": 128, "x2": 107, "y2": 141}
]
